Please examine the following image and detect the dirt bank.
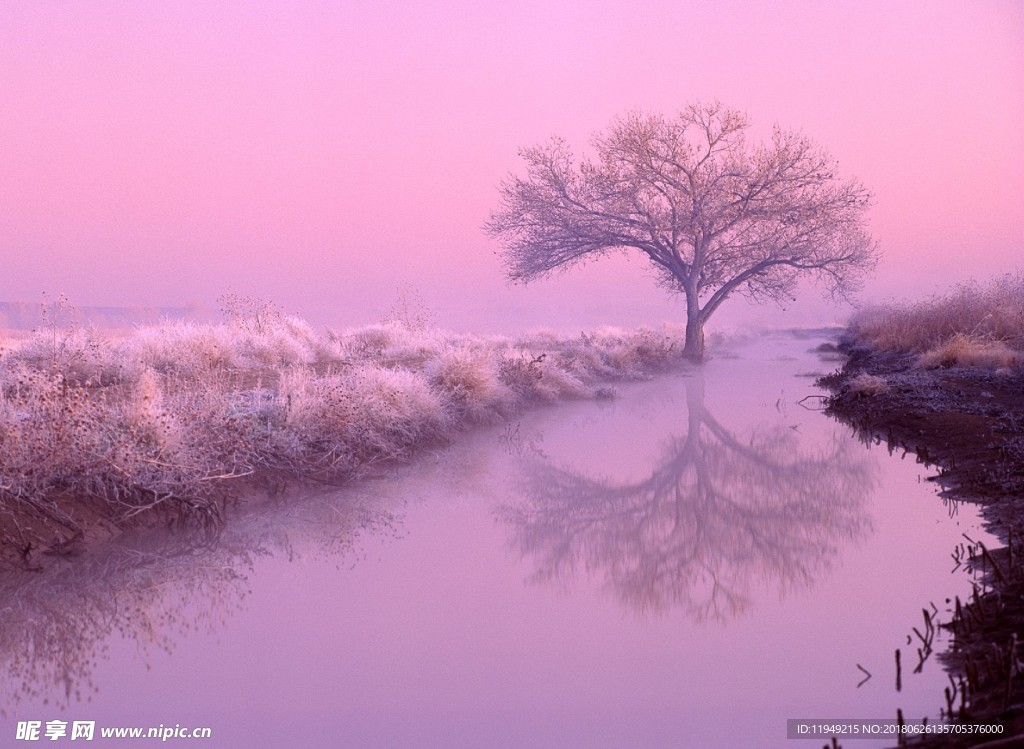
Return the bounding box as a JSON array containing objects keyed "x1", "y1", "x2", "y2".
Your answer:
[{"x1": 820, "y1": 341, "x2": 1024, "y2": 747}]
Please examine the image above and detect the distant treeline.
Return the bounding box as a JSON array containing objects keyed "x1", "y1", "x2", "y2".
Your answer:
[{"x1": 0, "y1": 301, "x2": 210, "y2": 330}]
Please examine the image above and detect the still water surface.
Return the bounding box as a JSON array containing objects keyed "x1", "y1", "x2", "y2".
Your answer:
[{"x1": 0, "y1": 331, "x2": 995, "y2": 747}]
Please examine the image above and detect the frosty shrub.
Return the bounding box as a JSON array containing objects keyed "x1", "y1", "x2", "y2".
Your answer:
[
  {"x1": 1, "y1": 310, "x2": 694, "y2": 561},
  {"x1": 127, "y1": 367, "x2": 182, "y2": 455},
  {"x1": 383, "y1": 282, "x2": 434, "y2": 332},
  {"x1": 14, "y1": 325, "x2": 131, "y2": 385},
  {"x1": 236, "y1": 326, "x2": 313, "y2": 368},
  {"x1": 337, "y1": 325, "x2": 392, "y2": 360},
  {"x1": 0, "y1": 365, "x2": 229, "y2": 554},
  {"x1": 276, "y1": 364, "x2": 449, "y2": 472},
  {"x1": 533, "y1": 359, "x2": 591, "y2": 401},
  {"x1": 218, "y1": 292, "x2": 284, "y2": 335},
  {"x1": 128, "y1": 323, "x2": 237, "y2": 373},
  {"x1": 344, "y1": 366, "x2": 449, "y2": 459},
  {"x1": 497, "y1": 351, "x2": 546, "y2": 400},
  {"x1": 426, "y1": 346, "x2": 511, "y2": 422}
]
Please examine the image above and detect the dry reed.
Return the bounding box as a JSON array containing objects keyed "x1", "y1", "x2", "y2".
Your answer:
[
  {"x1": 848, "y1": 272, "x2": 1024, "y2": 367},
  {"x1": 0, "y1": 314, "x2": 689, "y2": 555}
]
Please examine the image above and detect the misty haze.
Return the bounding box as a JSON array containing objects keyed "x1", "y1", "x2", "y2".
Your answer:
[{"x1": 1, "y1": 2, "x2": 1022, "y2": 747}]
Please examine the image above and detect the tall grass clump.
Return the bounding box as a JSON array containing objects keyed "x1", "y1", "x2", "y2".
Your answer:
[
  {"x1": 915, "y1": 334, "x2": 1020, "y2": 369},
  {"x1": 0, "y1": 303, "x2": 691, "y2": 560},
  {"x1": 848, "y1": 272, "x2": 1024, "y2": 367},
  {"x1": 127, "y1": 322, "x2": 238, "y2": 373},
  {"x1": 276, "y1": 365, "x2": 448, "y2": 472},
  {"x1": 426, "y1": 345, "x2": 511, "y2": 422}
]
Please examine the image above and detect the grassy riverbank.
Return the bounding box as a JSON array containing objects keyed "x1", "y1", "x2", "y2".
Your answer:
[
  {"x1": 820, "y1": 273, "x2": 1024, "y2": 747},
  {"x1": 0, "y1": 312, "x2": 687, "y2": 568}
]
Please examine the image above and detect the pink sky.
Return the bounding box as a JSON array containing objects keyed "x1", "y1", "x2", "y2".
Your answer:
[{"x1": 1, "y1": 0, "x2": 1021, "y2": 330}]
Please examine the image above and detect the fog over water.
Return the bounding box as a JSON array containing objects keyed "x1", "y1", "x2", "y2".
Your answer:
[{"x1": 0, "y1": 332, "x2": 997, "y2": 747}]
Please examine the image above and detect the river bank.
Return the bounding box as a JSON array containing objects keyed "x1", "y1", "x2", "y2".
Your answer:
[
  {"x1": 0, "y1": 317, "x2": 687, "y2": 570},
  {"x1": 3, "y1": 329, "x2": 988, "y2": 747},
  {"x1": 821, "y1": 341, "x2": 1024, "y2": 747}
]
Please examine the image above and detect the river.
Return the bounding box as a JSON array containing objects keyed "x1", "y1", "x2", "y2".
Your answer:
[{"x1": 0, "y1": 330, "x2": 994, "y2": 747}]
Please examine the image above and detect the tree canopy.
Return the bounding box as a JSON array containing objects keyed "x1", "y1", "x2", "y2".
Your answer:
[{"x1": 486, "y1": 103, "x2": 878, "y2": 360}]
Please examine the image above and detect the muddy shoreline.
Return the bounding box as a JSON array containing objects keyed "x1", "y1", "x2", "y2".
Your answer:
[{"x1": 820, "y1": 341, "x2": 1024, "y2": 748}]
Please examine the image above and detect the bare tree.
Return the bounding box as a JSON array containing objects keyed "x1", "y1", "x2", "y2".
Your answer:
[{"x1": 486, "y1": 103, "x2": 878, "y2": 360}]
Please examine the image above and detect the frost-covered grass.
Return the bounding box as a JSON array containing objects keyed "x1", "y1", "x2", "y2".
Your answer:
[
  {"x1": 844, "y1": 372, "x2": 888, "y2": 396},
  {"x1": 848, "y1": 272, "x2": 1024, "y2": 368},
  {"x1": 0, "y1": 316, "x2": 686, "y2": 554}
]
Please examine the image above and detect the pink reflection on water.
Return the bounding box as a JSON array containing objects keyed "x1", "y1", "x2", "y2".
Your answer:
[{"x1": 0, "y1": 332, "x2": 995, "y2": 748}]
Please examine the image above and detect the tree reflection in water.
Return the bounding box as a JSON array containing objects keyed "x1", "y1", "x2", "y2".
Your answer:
[
  {"x1": 0, "y1": 489, "x2": 398, "y2": 710},
  {"x1": 501, "y1": 373, "x2": 877, "y2": 622},
  {"x1": 0, "y1": 529, "x2": 248, "y2": 711}
]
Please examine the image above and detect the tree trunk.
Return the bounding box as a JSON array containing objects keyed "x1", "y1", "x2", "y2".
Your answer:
[{"x1": 683, "y1": 292, "x2": 705, "y2": 362}]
